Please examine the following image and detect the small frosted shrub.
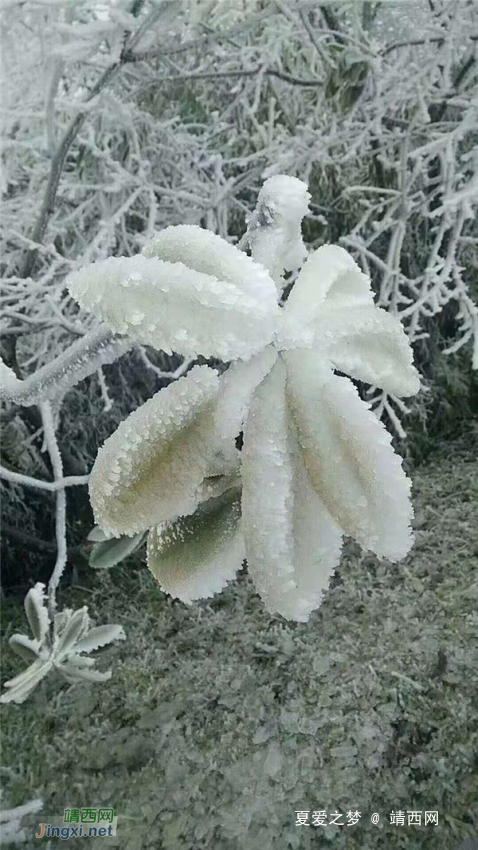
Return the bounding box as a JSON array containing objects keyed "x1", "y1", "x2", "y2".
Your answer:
[{"x1": 1, "y1": 583, "x2": 125, "y2": 704}]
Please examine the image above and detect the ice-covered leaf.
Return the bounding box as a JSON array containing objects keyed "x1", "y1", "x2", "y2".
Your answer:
[
  {"x1": 87, "y1": 525, "x2": 113, "y2": 543},
  {"x1": 286, "y1": 244, "x2": 373, "y2": 323},
  {"x1": 74, "y1": 624, "x2": 126, "y2": 654},
  {"x1": 68, "y1": 228, "x2": 279, "y2": 361},
  {"x1": 56, "y1": 607, "x2": 89, "y2": 659},
  {"x1": 312, "y1": 305, "x2": 420, "y2": 397},
  {"x1": 213, "y1": 346, "x2": 278, "y2": 442},
  {"x1": 58, "y1": 663, "x2": 112, "y2": 684},
  {"x1": 0, "y1": 659, "x2": 53, "y2": 705},
  {"x1": 241, "y1": 359, "x2": 343, "y2": 621},
  {"x1": 90, "y1": 366, "x2": 221, "y2": 536},
  {"x1": 142, "y1": 222, "x2": 278, "y2": 306},
  {"x1": 8, "y1": 634, "x2": 40, "y2": 663},
  {"x1": 273, "y1": 307, "x2": 315, "y2": 351},
  {"x1": 89, "y1": 532, "x2": 146, "y2": 569},
  {"x1": 52, "y1": 608, "x2": 73, "y2": 642},
  {"x1": 241, "y1": 361, "x2": 295, "y2": 611},
  {"x1": 147, "y1": 484, "x2": 244, "y2": 603},
  {"x1": 24, "y1": 583, "x2": 49, "y2": 643},
  {"x1": 285, "y1": 352, "x2": 414, "y2": 560},
  {"x1": 195, "y1": 470, "x2": 241, "y2": 505},
  {"x1": 285, "y1": 428, "x2": 344, "y2": 620}
]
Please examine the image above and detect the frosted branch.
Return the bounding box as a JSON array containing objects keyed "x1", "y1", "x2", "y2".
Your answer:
[
  {"x1": 0, "y1": 465, "x2": 89, "y2": 492},
  {"x1": 0, "y1": 325, "x2": 131, "y2": 407},
  {"x1": 39, "y1": 401, "x2": 67, "y2": 617}
]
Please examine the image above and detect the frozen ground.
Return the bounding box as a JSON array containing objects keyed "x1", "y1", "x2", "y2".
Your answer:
[{"x1": 1, "y1": 433, "x2": 477, "y2": 849}]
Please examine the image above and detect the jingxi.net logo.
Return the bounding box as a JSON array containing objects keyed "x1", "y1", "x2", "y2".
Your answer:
[{"x1": 36, "y1": 808, "x2": 117, "y2": 839}]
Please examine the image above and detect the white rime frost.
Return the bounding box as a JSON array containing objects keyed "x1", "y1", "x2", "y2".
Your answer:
[
  {"x1": 241, "y1": 359, "x2": 343, "y2": 621},
  {"x1": 213, "y1": 346, "x2": 278, "y2": 443},
  {"x1": 283, "y1": 243, "x2": 420, "y2": 397},
  {"x1": 285, "y1": 351, "x2": 414, "y2": 561},
  {"x1": 147, "y1": 485, "x2": 244, "y2": 603},
  {"x1": 312, "y1": 306, "x2": 420, "y2": 397},
  {"x1": 68, "y1": 228, "x2": 279, "y2": 360},
  {"x1": 286, "y1": 243, "x2": 373, "y2": 320},
  {"x1": 89, "y1": 366, "x2": 223, "y2": 536},
  {"x1": 244, "y1": 176, "x2": 311, "y2": 288}
]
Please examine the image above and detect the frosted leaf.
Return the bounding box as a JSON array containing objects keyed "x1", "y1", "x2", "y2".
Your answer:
[
  {"x1": 312, "y1": 305, "x2": 420, "y2": 397},
  {"x1": 241, "y1": 361, "x2": 295, "y2": 610},
  {"x1": 55, "y1": 607, "x2": 89, "y2": 658},
  {"x1": 58, "y1": 663, "x2": 112, "y2": 684},
  {"x1": 213, "y1": 346, "x2": 278, "y2": 442},
  {"x1": 147, "y1": 485, "x2": 244, "y2": 603},
  {"x1": 285, "y1": 351, "x2": 414, "y2": 561},
  {"x1": 195, "y1": 470, "x2": 241, "y2": 504},
  {"x1": 67, "y1": 249, "x2": 278, "y2": 361},
  {"x1": 142, "y1": 224, "x2": 278, "y2": 305},
  {"x1": 244, "y1": 176, "x2": 310, "y2": 287},
  {"x1": 74, "y1": 624, "x2": 126, "y2": 654},
  {"x1": 142, "y1": 223, "x2": 279, "y2": 356},
  {"x1": 24, "y1": 583, "x2": 49, "y2": 643},
  {"x1": 286, "y1": 244, "x2": 373, "y2": 323},
  {"x1": 285, "y1": 426, "x2": 344, "y2": 621},
  {"x1": 90, "y1": 366, "x2": 221, "y2": 536},
  {"x1": 0, "y1": 659, "x2": 53, "y2": 704},
  {"x1": 274, "y1": 308, "x2": 315, "y2": 352},
  {"x1": 89, "y1": 531, "x2": 146, "y2": 570},
  {"x1": 241, "y1": 359, "x2": 343, "y2": 622},
  {"x1": 87, "y1": 525, "x2": 113, "y2": 542},
  {"x1": 8, "y1": 634, "x2": 40, "y2": 663}
]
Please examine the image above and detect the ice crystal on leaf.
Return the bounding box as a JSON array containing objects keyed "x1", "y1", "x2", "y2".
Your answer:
[
  {"x1": 148, "y1": 484, "x2": 244, "y2": 604},
  {"x1": 72, "y1": 175, "x2": 420, "y2": 622},
  {"x1": 67, "y1": 226, "x2": 279, "y2": 360},
  {"x1": 89, "y1": 365, "x2": 238, "y2": 537}
]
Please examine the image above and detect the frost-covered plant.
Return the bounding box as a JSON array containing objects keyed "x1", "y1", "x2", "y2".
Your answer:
[
  {"x1": 65, "y1": 176, "x2": 420, "y2": 622},
  {"x1": 0, "y1": 797, "x2": 43, "y2": 845},
  {"x1": 1, "y1": 583, "x2": 125, "y2": 704}
]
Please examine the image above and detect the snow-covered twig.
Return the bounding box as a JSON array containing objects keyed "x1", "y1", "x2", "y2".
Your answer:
[
  {"x1": 0, "y1": 325, "x2": 131, "y2": 407},
  {"x1": 38, "y1": 401, "x2": 66, "y2": 617}
]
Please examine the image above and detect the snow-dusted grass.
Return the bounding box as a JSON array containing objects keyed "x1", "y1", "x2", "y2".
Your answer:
[{"x1": 1, "y1": 435, "x2": 477, "y2": 849}]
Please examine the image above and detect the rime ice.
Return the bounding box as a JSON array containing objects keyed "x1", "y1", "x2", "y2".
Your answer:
[
  {"x1": 67, "y1": 226, "x2": 280, "y2": 361},
  {"x1": 243, "y1": 175, "x2": 311, "y2": 289},
  {"x1": 89, "y1": 366, "x2": 224, "y2": 537}
]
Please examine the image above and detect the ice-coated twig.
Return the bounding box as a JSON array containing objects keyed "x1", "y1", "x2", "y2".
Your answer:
[
  {"x1": 0, "y1": 465, "x2": 89, "y2": 492},
  {"x1": 39, "y1": 401, "x2": 67, "y2": 618},
  {"x1": 0, "y1": 325, "x2": 131, "y2": 407}
]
